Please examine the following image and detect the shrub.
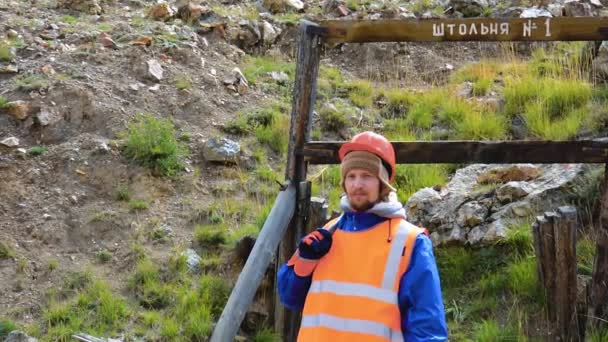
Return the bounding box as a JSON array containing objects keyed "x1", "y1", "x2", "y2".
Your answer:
[
  {"x1": 115, "y1": 185, "x2": 132, "y2": 202},
  {"x1": 454, "y1": 110, "x2": 507, "y2": 140},
  {"x1": 406, "y1": 102, "x2": 434, "y2": 129},
  {"x1": 0, "y1": 319, "x2": 17, "y2": 339},
  {"x1": 175, "y1": 75, "x2": 192, "y2": 90},
  {"x1": 129, "y1": 200, "x2": 149, "y2": 211},
  {"x1": 0, "y1": 242, "x2": 14, "y2": 259},
  {"x1": 195, "y1": 224, "x2": 228, "y2": 247},
  {"x1": 0, "y1": 41, "x2": 14, "y2": 62},
  {"x1": 523, "y1": 101, "x2": 585, "y2": 140},
  {"x1": 96, "y1": 250, "x2": 112, "y2": 263},
  {"x1": 347, "y1": 79, "x2": 374, "y2": 108},
  {"x1": 255, "y1": 114, "x2": 289, "y2": 154},
  {"x1": 27, "y1": 146, "x2": 46, "y2": 156},
  {"x1": 319, "y1": 105, "x2": 348, "y2": 132},
  {"x1": 0, "y1": 96, "x2": 7, "y2": 108},
  {"x1": 122, "y1": 114, "x2": 187, "y2": 177},
  {"x1": 199, "y1": 275, "x2": 230, "y2": 318}
]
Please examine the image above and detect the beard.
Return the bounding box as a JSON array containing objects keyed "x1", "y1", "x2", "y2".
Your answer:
[{"x1": 348, "y1": 196, "x2": 376, "y2": 212}]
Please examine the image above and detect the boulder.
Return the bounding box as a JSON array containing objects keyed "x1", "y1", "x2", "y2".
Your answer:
[
  {"x1": 203, "y1": 137, "x2": 240, "y2": 163},
  {"x1": 405, "y1": 163, "x2": 594, "y2": 245},
  {"x1": 450, "y1": 0, "x2": 489, "y2": 17},
  {"x1": 563, "y1": 0, "x2": 594, "y2": 16},
  {"x1": 0, "y1": 137, "x2": 19, "y2": 147},
  {"x1": 496, "y1": 181, "x2": 533, "y2": 203},
  {"x1": 182, "y1": 248, "x2": 201, "y2": 272},
  {"x1": 5, "y1": 331, "x2": 38, "y2": 342},
  {"x1": 5, "y1": 100, "x2": 31, "y2": 120}
]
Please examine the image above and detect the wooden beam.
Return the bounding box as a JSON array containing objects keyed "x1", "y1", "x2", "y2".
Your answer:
[
  {"x1": 303, "y1": 140, "x2": 608, "y2": 164},
  {"x1": 210, "y1": 183, "x2": 296, "y2": 342},
  {"x1": 316, "y1": 18, "x2": 608, "y2": 43},
  {"x1": 275, "y1": 20, "x2": 322, "y2": 342}
]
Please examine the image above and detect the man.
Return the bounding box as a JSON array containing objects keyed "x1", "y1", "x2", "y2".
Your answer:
[{"x1": 278, "y1": 131, "x2": 448, "y2": 341}]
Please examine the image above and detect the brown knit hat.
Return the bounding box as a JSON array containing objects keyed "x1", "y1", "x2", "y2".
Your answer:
[{"x1": 341, "y1": 151, "x2": 397, "y2": 199}]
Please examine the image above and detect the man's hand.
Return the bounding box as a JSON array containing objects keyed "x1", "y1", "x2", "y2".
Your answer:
[
  {"x1": 298, "y1": 228, "x2": 333, "y2": 260},
  {"x1": 287, "y1": 228, "x2": 333, "y2": 277}
]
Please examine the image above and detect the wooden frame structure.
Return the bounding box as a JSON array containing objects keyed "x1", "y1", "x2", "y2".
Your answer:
[{"x1": 211, "y1": 18, "x2": 608, "y2": 342}]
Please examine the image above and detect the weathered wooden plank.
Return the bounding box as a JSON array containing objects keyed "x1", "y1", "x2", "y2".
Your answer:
[
  {"x1": 540, "y1": 214, "x2": 557, "y2": 324},
  {"x1": 276, "y1": 20, "x2": 323, "y2": 342},
  {"x1": 303, "y1": 140, "x2": 608, "y2": 164},
  {"x1": 210, "y1": 183, "x2": 296, "y2": 342},
  {"x1": 554, "y1": 206, "x2": 579, "y2": 341},
  {"x1": 307, "y1": 196, "x2": 328, "y2": 234},
  {"x1": 316, "y1": 18, "x2": 608, "y2": 43},
  {"x1": 588, "y1": 164, "x2": 608, "y2": 331}
]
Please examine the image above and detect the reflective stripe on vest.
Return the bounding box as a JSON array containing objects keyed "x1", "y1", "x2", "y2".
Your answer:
[
  {"x1": 381, "y1": 221, "x2": 411, "y2": 289},
  {"x1": 308, "y1": 280, "x2": 397, "y2": 304},
  {"x1": 301, "y1": 314, "x2": 404, "y2": 342}
]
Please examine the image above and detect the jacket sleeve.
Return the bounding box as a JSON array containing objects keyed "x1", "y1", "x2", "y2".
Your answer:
[
  {"x1": 277, "y1": 263, "x2": 313, "y2": 311},
  {"x1": 398, "y1": 234, "x2": 448, "y2": 341}
]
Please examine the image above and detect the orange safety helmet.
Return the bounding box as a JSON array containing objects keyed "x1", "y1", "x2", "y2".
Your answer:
[{"x1": 338, "y1": 131, "x2": 396, "y2": 182}]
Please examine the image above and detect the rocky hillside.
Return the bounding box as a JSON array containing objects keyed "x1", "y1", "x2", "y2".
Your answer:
[{"x1": 2, "y1": 0, "x2": 608, "y2": 340}]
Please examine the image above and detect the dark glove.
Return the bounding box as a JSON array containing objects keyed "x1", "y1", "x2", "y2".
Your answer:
[{"x1": 298, "y1": 228, "x2": 333, "y2": 260}]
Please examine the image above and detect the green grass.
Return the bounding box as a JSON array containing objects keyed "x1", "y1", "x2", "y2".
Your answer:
[
  {"x1": 0, "y1": 41, "x2": 14, "y2": 62},
  {"x1": 347, "y1": 79, "x2": 374, "y2": 108},
  {"x1": 0, "y1": 242, "x2": 15, "y2": 259},
  {"x1": 43, "y1": 278, "x2": 129, "y2": 340},
  {"x1": 27, "y1": 146, "x2": 47, "y2": 156},
  {"x1": 454, "y1": 109, "x2": 507, "y2": 140},
  {"x1": 0, "y1": 96, "x2": 8, "y2": 108},
  {"x1": 255, "y1": 113, "x2": 289, "y2": 154},
  {"x1": 470, "y1": 319, "x2": 519, "y2": 342},
  {"x1": 394, "y1": 164, "x2": 449, "y2": 202},
  {"x1": 0, "y1": 319, "x2": 17, "y2": 339},
  {"x1": 122, "y1": 114, "x2": 188, "y2": 177},
  {"x1": 175, "y1": 75, "x2": 192, "y2": 90},
  {"x1": 96, "y1": 250, "x2": 112, "y2": 263},
  {"x1": 523, "y1": 101, "x2": 585, "y2": 140},
  {"x1": 194, "y1": 224, "x2": 228, "y2": 248},
  {"x1": 129, "y1": 200, "x2": 149, "y2": 210},
  {"x1": 319, "y1": 104, "x2": 348, "y2": 132},
  {"x1": 577, "y1": 233, "x2": 596, "y2": 276},
  {"x1": 59, "y1": 15, "x2": 78, "y2": 24},
  {"x1": 13, "y1": 74, "x2": 50, "y2": 91},
  {"x1": 502, "y1": 221, "x2": 534, "y2": 259},
  {"x1": 115, "y1": 185, "x2": 132, "y2": 201},
  {"x1": 253, "y1": 328, "x2": 281, "y2": 342},
  {"x1": 241, "y1": 56, "x2": 295, "y2": 86}
]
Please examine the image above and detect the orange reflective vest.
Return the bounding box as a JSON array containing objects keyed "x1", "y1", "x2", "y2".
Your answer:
[{"x1": 298, "y1": 218, "x2": 426, "y2": 342}]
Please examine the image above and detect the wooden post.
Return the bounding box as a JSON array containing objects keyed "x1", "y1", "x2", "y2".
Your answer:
[
  {"x1": 533, "y1": 207, "x2": 579, "y2": 341},
  {"x1": 274, "y1": 20, "x2": 322, "y2": 342},
  {"x1": 306, "y1": 197, "x2": 329, "y2": 234},
  {"x1": 209, "y1": 183, "x2": 296, "y2": 342},
  {"x1": 588, "y1": 164, "x2": 608, "y2": 331}
]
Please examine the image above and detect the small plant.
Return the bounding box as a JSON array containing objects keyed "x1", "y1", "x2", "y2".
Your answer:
[
  {"x1": 116, "y1": 185, "x2": 132, "y2": 201},
  {"x1": 47, "y1": 258, "x2": 59, "y2": 272},
  {"x1": 96, "y1": 250, "x2": 112, "y2": 263},
  {"x1": 501, "y1": 222, "x2": 534, "y2": 259},
  {"x1": 0, "y1": 242, "x2": 15, "y2": 259},
  {"x1": 129, "y1": 200, "x2": 149, "y2": 211},
  {"x1": 506, "y1": 257, "x2": 539, "y2": 301},
  {"x1": 27, "y1": 146, "x2": 47, "y2": 156},
  {"x1": 453, "y1": 109, "x2": 507, "y2": 140},
  {"x1": 253, "y1": 328, "x2": 281, "y2": 342},
  {"x1": 255, "y1": 114, "x2": 289, "y2": 154},
  {"x1": 13, "y1": 74, "x2": 50, "y2": 91},
  {"x1": 175, "y1": 75, "x2": 192, "y2": 90},
  {"x1": 319, "y1": 105, "x2": 348, "y2": 132},
  {"x1": 0, "y1": 41, "x2": 14, "y2": 62},
  {"x1": 0, "y1": 96, "x2": 8, "y2": 108},
  {"x1": 0, "y1": 319, "x2": 17, "y2": 339},
  {"x1": 122, "y1": 114, "x2": 188, "y2": 177},
  {"x1": 347, "y1": 79, "x2": 374, "y2": 108},
  {"x1": 240, "y1": 56, "x2": 295, "y2": 86},
  {"x1": 194, "y1": 224, "x2": 227, "y2": 248},
  {"x1": 59, "y1": 15, "x2": 78, "y2": 24}
]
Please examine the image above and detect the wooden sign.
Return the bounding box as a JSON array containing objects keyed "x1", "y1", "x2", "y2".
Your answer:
[{"x1": 315, "y1": 18, "x2": 608, "y2": 43}]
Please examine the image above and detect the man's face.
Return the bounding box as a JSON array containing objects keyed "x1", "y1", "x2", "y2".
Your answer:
[{"x1": 344, "y1": 168, "x2": 380, "y2": 211}]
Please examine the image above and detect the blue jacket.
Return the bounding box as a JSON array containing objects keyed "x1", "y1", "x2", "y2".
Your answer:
[{"x1": 278, "y1": 212, "x2": 448, "y2": 341}]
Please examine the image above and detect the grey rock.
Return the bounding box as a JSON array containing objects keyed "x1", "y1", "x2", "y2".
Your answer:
[
  {"x1": 564, "y1": 0, "x2": 594, "y2": 16},
  {"x1": 450, "y1": 0, "x2": 489, "y2": 17},
  {"x1": 269, "y1": 71, "x2": 289, "y2": 83},
  {"x1": 261, "y1": 20, "x2": 280, "y2": 45},
  {"x1": 5, "y1": 331, "x2": 38, "y2": 342},
  {"x1": 467, "y1": 226, "x2": 486, "y2": 244},
  {"x1": 405, "y1": 187, "x2": 442, "y2": 224},
  {"x1": 547, "y1": 3, "x2": 564, "y2": 16},
  {"x1": 510, "y1": 200, "x2": 532, "y2": 217},
  {"x1": 36, "y1": 107, "x2": 62, "y2": 126},
  {"x1": 520, "y1": 8, "x2": 552, "y2": 17},
  {"x1": 483, "y1": 219, "x2": 509, "y2": 243},
  {"x1": 285, "y1": 0, "x2": 304, "y2": 11},
  {"x1": 182, "y1": 248, "x2": 201, "y2": 272},
  {"x1": 456, "y1": 201, "x2": 488, "y2": 227},
  {"x1": 203, "y1": 137, "x2": 240, "y2": 163},
  {"x1": 496, "y1": 181, "x2": 533, "y2": 203},
  {"x1": 146, "y1": 59, "x2": 163, "y2": 82},
  {"x1": 0, "y1": 137, "x2": 19, "y2": 147}
]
